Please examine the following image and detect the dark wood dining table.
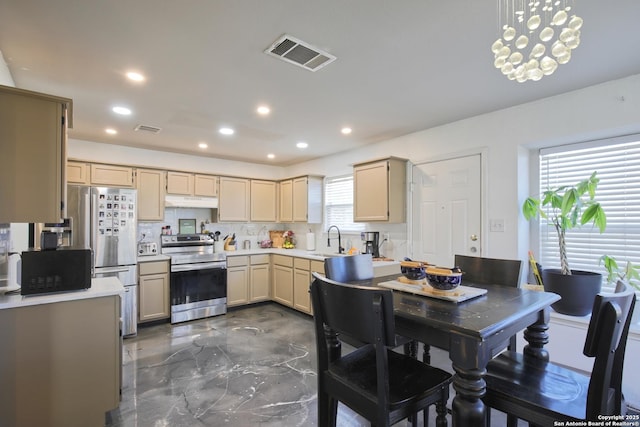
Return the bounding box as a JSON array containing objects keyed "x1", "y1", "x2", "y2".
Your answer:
[{"x1": 342, "y1": 275, "x2": 561, "y2": 427}]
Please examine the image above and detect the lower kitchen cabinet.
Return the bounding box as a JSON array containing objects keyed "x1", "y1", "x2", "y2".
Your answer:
[
  {"x1": 272, "y1": 255, "x2": 294, "y2": 307},
  {"x1": 227, "y1": 254, "x2": 271, "y2": 307},
  {"x1": 138, "y1": 259, "x2": 170, "y2": 322},
  {"x1": 293, "y1": 258, "x2": 324, "y2": 314}
]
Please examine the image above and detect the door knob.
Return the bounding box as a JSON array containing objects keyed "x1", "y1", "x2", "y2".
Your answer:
[{"x1": 470, "y1": 234, "x2": 478, "y2": 241}]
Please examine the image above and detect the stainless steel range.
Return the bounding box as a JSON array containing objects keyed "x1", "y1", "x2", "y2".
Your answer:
[{"x1": 161, "y1": 234, "x2": 227, "y2": 323}]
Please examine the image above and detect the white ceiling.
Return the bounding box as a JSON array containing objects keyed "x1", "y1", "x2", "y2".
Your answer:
[{"x1": 1, "y1": 1, "x2": 639, "y2": 166}]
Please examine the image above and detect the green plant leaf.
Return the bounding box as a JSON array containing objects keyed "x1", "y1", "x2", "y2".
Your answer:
[
  {"x1": 522, "y1": 197, "x2": 540, "y2": 220},
  {"x1": 582, "y1": 203, "x2": 606, "y2": 232},
  {"x1": 561, "y1": 188, "x2": 579, "y2": 216}
]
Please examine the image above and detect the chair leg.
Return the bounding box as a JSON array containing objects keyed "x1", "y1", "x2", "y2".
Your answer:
[
  {"x1": 506, "y1": 413, "x2": 518, "y2": 427},
  {"x1": 404, "y1": 340, "x2": 418, "y2": 358},
  {"x1": 435, "y1": 400, "x2": 448, "y2": 427},
  {"x1": 317, "y1": 390, "x2": 332, "y2": 427},
  {"x1": 423, "y1": 344, "x2": 431, "y2": 365}
]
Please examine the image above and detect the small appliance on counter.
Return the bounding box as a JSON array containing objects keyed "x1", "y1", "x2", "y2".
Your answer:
[
  {"x1": 20, "y1": 248, "x2": 91, "y2": 295},
  {"x1": 361, "y1": 231, "x2": 380, "y2": 258},
  {"x1": 137, "y1": 242, "x2": 158, "y2": 256}
]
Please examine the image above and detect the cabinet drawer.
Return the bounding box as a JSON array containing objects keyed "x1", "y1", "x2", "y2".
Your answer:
[
  {"x1": 310, "y1": 260, "x2": 325, "y2": 274},
  {"x1": 250, "y1": 254, "x2": 270, "y2": 265},
  {"x1": 273, "y1": 254, "x2": 293, "y2": 267},
  {"x1": 227, "y1": 256, "x2": 249, "y2": 267},
  {"x1": 294, "y1": 257, "x2": 310, "y2": 270},
  {"x1": 139, "y1": 261, "x2": 169, "y2": 275}
]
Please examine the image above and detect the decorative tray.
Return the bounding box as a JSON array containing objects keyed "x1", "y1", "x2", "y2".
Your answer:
[{"x1": 378, "y1": 278, "x2": 488, "y2": 303}]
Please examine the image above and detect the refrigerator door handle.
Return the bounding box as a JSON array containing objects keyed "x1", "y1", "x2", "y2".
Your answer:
[{"x1": 95, "y1": 265, "x2": 134, "y2": 274}]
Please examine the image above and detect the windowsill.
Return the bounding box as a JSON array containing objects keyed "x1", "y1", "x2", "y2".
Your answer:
[{"x1": 549, "y1": 309, "x2": 640, "y2": 342}]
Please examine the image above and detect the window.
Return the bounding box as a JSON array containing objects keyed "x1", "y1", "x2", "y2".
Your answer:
[
  {"x1": 538, "y1": 135, "x2": 640, "y2": 293},
  {"x1": 324, "y1": 175, "x2": 365, "y2": 232}
]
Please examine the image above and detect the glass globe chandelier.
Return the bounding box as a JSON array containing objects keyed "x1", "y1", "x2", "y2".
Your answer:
[{"x1": 491, "y1": 0, "x2": 583, "y2": 82}]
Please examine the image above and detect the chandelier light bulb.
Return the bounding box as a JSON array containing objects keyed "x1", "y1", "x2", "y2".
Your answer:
[{"x1": 492, "y1": 0, "x2": 583, "y2": 82}]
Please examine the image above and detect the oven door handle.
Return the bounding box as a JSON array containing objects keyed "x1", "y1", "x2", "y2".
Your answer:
[{"x1": 172, "y1": 262, "x2": 226, "y2": 272}]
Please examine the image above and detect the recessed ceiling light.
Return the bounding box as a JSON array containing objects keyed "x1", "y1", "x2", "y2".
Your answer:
[
  {"x1": 112, "y1": 106, "x2": 132, "y2": 115},
  {"x1": 296, "y1": 141, "x2": 308, "y2": 149},
  {"x1": 105, "y1": 128, "x2": 117, "y2": 135},
  {"x1": 198, "y1": 142, "x2": 208, "y2": 149},
  {"x1": 126, "y1": 71, "x2": 145, "y2": 82},
  {"x1": 341, "y1": 127, "x2": 352, "y2": 135},
  {"x1": 267, "y1": 153, "x2": 275, "y2": 159},
  {"x1": 219, "y1": 127, "x2": 235, "y2": 135},
  {"x1": 257, "y1": 105, "x2": 270, "y2": 115}
]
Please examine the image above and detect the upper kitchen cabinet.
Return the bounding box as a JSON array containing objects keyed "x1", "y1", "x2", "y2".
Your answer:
[
  {"x1": 136, "y1": 168, "x2": 165, "y2": 221},
  {"x1": 251, "y1": 180, "x2": 277, "y2": 222},
  {"x1": 167, "y1": 172, "x2": 218, "y2": 197},
  {"x1": 0, "y1": 85, "x2": 72, "y2": 223},
  {"x1": 90, "y1": 163, "x2": 134, "y2": 187},
  {"x1": 67, "y1": 161, "x2": 90, "y2": 185},
  {"x1": 279, "y1": 176, "x2": 323, "y2": 223},
  {"x1": 218, "y1": 177, "x2": 250, "y2": 222},
  {"x1": 354, "y1": 157, "x2": 407, "y2": 223},
  {"x1": 278, "y1": 179, "x2": 293, "y2": 222}
]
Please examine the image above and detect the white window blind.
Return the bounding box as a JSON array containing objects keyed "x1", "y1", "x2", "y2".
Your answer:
[
  {"x1": 324, "y1": 175, "x2": 365, "y2": 232},
  {"x1": 539, "y1": 136, "x2": 640, "y2": 291}
]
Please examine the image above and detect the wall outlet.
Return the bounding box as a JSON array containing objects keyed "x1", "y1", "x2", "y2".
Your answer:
[
  {"x1": 490, "y1": 219, "x2": 505, "y2": 232},
  {"x1": 383, "y1": 232, "x2": 390, "y2": 242}
]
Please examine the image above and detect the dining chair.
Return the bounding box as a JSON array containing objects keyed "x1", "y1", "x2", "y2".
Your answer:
[
  {"x1": 483, "y1": 281, "x2": 636, "y2": 425},
  {"x1": 310, "y1": 272, "x2": 453, "y2": 427},
  {"x1": 454, "y1": 254, "x2": 523, "y2": 351}
]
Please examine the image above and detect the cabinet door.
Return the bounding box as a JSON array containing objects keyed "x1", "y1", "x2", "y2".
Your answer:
[
  {"x1": 293, "y1": 267, "x2": 312, "y2": 314},
  {"x1": 166, "y1": 171, "x2": 194, "y2": 195},
  {"x1": 251, "y1": 180, "x2": 277, "y2": 222},
  {"x1": 67, "y1": 161, "x2": 90, "y2": 185},
  {"x1": 139, "y1": 273, "x2": 170, "y2": 321},
  {"x1": 292, "y1": 177, "x2": 308, "y2": 222},
  {"x1": 219, "y1": 177, "x2": 250, "y2": 222},
  {"x1": 227, "y1": 266, "x2": 249, "y2": 306},
  {"x1": 194, "y1": 174, "x2": 217, "y2": 197},
  {"x1": 354, "y1": 160, "x2": 389, "y2": 221},
  {"x1": 279, "y1": 180, "x2": 293, "y2": 222},
  {"x1": 136, "y1": 169, "x2": 165, "y2": 221},
  {"x1": 272, "y1": 264, "x2": 293, "y2": 307},
  {"x1": 0, "y1": 87, "x2": 68, "y2": 223},
  {"x1": 91, "y1": 164, "x2": 134, "y2": 187},
  {"x1": 250, "y1": 264, "x2": 270, "y2": 302}
]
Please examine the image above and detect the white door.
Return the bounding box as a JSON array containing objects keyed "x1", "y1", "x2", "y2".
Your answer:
[{"x1": 411, "y1": 155, "x2": 481, "y2": 267}]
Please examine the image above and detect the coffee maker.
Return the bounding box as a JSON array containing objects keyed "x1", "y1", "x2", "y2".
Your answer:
[{"x1": 361, "y1": 231, "x2": 380, "y2": 258}]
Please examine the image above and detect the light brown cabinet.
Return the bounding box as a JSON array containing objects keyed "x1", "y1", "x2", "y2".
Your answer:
[
  {"x1": 167, "y1": 172, "x2": 218, "y2": 196},
  {"x1": 354, "y1": 157, "x2": 406, "y2": 223},
  {"x1": 67, "y1": 161, "x2": 90, "y2": 185},
  {"x1": 0, "y1": 294, "x2": 121, "y2": 426},
  {"x1": 293, "y1": 258, "x2": 312, "y2": 314},
  {"x1": 219, "y1": 177, "x2": 250, "y2": 222},
  {"x1": 136, "y1": 168, "x2": 165, "y2": 221},
  {"x1": 138, "y1": 260, "x2": 170, "y2": 322},
  {"x1": 194, "y1": 174, "x2": 218, "y2": 197},
  {"x1": 0, "y1": 85, "x2": 71, "y2": 223},
  {"x1": 227, "y1": 254, "x2": 271, "y2": 306},
  {"x1": 272, "y1": 254, "x2": 294, "y2": 307},
  {"x1": 278, "y1": 179, "x2": 293, "y2": 222},
  {"x1": 91, "y1": 163, "x2": 134, "y2": 187},
  {"x1": 251, "y1": 180, "x2": 277, "y2": 222}
]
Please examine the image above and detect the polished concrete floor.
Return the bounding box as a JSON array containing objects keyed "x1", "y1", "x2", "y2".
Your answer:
[{"x1": 105, "y1": 303, "x2": 518, "y2": 426}]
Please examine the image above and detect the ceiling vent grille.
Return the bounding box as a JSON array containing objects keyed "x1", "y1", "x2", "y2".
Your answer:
[
  {"x1": 264, "y1": 34, "x2": 336, "y2": 72},
  {"x1": 134, "y1": 124, "x2": 162, "y2": 134}
]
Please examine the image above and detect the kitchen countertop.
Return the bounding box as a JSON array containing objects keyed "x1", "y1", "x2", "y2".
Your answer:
[
  {"x1": 0, "y1": 276, "x2": 124, "y2": 310},
  {"x1": 137, "y1": 254, "x2": 171, "y2": 263}
]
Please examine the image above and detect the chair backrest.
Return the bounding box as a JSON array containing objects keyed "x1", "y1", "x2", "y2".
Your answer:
[
  {"x1": 584, "y1": 281, "x2": 636, "y2": 419},
  {"x1": 324, "y1": 253, "x2": 374, "y2": 282},
  {"x1": 454, "y1": 254, "x2": 523, "y2": 287},
  {"x1": 310, "y1": 272, "x2": 396, "y2": 348}
]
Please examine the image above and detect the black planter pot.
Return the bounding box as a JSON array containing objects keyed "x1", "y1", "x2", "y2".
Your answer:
[{"x1": 541, "y1": 269, "x2": 602, "y2": 316}]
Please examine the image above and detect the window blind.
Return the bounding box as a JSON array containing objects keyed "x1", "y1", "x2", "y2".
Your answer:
[
  {"x1": 324, "y1": 175, "x2": 365, "y2": 232},
  {"x1": 539, "y1": 136, "x2": 640, "y2": 292}
]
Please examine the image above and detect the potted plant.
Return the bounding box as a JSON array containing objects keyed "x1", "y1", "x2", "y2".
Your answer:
[
  {"x1": 522, "y1": 172, "x2": 607, "y2": 316},
  {"x1": 600, "y1": 255, "x2": 640, "y2": 291}
]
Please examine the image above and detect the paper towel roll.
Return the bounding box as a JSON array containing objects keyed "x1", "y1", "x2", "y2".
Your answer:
[{"x1": 306, "y1": 232, "x2": 315, "y2": 251}]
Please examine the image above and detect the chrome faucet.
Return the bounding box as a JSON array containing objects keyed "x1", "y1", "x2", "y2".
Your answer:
[{"x1": 327, "y1": 225, "x2": 344, "y2": 254}]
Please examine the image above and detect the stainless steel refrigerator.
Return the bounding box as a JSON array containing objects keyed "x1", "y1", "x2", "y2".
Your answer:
[{"x1": 67, "y1": 185, "x2": 138, "y2": 337}]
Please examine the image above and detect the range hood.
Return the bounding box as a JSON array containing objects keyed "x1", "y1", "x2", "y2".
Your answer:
[{"x1": 164, "y1": 195, "x2": 218, "y2": 209}]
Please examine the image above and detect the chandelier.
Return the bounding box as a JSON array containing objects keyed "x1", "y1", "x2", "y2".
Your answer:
[{"x1": 491, "y1": 0, "x2": 583, "y2": 82}]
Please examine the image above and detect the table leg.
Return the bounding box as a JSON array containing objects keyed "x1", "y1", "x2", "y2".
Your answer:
[
  {"x1": 451, "y1": 364, "x2": 487, "y2": 427},
  {"x1": 523, "y1": 307, "x2": 551, "y2": 361}
]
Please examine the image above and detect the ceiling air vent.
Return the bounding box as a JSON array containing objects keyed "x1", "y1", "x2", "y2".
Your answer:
[
  {"x1": 264, "y1": 34, "x2": 336, "y2": 72},
  {"x1": 134, "y1": 124, "x2": 162, "y2": 134}
]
